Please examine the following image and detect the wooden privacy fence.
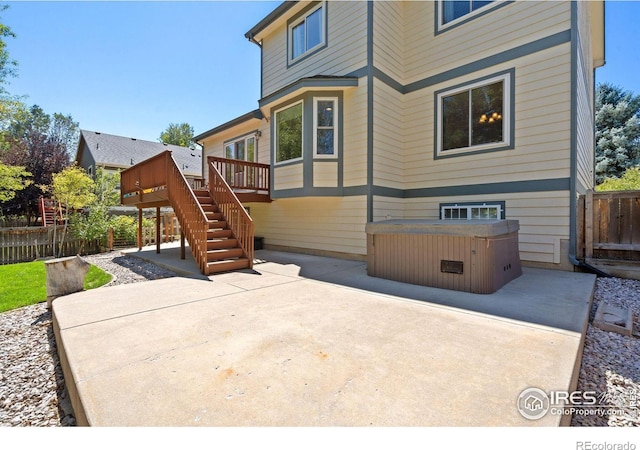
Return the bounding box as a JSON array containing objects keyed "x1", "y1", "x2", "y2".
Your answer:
[
  {"x1": 0, "y1": 226, "x2": 101, "y2": 265},
  {"x1": 578, "y1": 190, "x2": 640, "y2": 261}
]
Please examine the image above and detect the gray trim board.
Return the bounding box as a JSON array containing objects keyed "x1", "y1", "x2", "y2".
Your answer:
[
  {"x1": 245, "y1": 1, "x2": 297, "y2": 41},
  {"x1": 569, "y1": 2, "x2": 578, "y2": 259},
  {"x1": 270, "y1": 177, "x2": 570, "y2": 200},
  {"x1": 194, "y1": 110, "x2": 263, "y2": 142},
  {"x1": 366, "y1": 1, "x2": 374, "y2": 223},
  {"x1": 259, "y1": 77, "x2": 358, "y2": 108}
]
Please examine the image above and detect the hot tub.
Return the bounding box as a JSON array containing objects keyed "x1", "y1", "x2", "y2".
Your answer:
[{"x1": 365, "y1": 219, "x2": 522, "y2": 294}]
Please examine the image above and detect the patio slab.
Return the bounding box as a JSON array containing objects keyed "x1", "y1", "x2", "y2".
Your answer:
[{"x1": 52, "y1": 248, "x2": 596, "y2": 426}]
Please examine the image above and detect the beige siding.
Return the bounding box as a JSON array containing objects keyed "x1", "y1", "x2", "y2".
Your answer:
[
  {"x1": 342, "y1": 77, "x2": 368, "y2": 187},
  {"x1": 403, "y1": 43, "x2": 572, "y2": 190},
  {"x1": 373, "y1": 1, "x2": 405, "y2": 83},
  {"x1": 399, "y1": 191, "x2": 571, "y2": 264},
  {"x1": 261, "y1": 1, "x2": 368, "y2": 97},
  {"x1": 273, "y1": 163, "x2": 303, "y2": 191},
  {"x1": 313, "y1": 161, "x2": 338, "y2": 187},
  {"x1": 404, "y1": 1, "x2": 571, "y2": 85},
  {"x1": 249, "y1": 196, "x2": 368, "y2": 256},
  {"x1": 373, "y1": 81, "x2": 405, "y2": 189},
  {"x1": 373, "y1": 197, "x2": 405, "y2": 222},
  {"x1": 575, "y1": 1, "x2": 596, "y2": 193}
]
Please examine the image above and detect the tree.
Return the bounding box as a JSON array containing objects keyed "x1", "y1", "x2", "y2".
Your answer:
[
  {"x1": 159, "y1": 122, "x2": 196, "y2": 149},
  {"x1": 0, "y1": 5, "x2": 17, "y2": 93},
  {"x1": 595, "y1": 83, "x2": 640, "y2": 184},
  {"x1": 596, "y1": 166, "x2": 640, "y2": 192},
  {"x1": 51, "y1": 165, "x2": 96, "y2": 256},
  {"x1": 0, "y1": 161, "x2": 30, "y2": 203},
  {"x1": 0, "y1": 105, "x2": 77, "y2": 223}
]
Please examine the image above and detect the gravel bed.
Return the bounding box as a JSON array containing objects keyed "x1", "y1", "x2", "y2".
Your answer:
[
  {"x1": 0, "y1": 254, "x2": 638, "y2": 427},
  {"x1": 0, "y1": 252, "x2": 177, "y2": 427}
]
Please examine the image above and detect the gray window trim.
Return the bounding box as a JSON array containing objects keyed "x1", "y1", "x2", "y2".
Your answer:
[
  {"x1": 435, "y1": 0, "x2": 513, "y2": 35},
  {"x1": 440, "y1": 201, "x2": 506, "y2": 220},
  {"x1": 286, "y1": 1, "x2": 328, "y2": 68},
  {"x1": 434, "y1": 68, "x2": 515, "y2": 160}
]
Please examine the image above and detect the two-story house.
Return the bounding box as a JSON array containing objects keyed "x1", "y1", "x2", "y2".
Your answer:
[
  {"x1": 120, "y1": 1, "x2": 604, "y2": 275},
  {"x1": 192, "y1": 0, "x2": 604, "y2": 271}
]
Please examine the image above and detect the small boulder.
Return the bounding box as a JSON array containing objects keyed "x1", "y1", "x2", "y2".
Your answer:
[{"x1": 44, "y1": 256, "x2": 91, "y2": 308}]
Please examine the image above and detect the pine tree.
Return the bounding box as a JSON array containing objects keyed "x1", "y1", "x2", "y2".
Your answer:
[{"x1": 595, "y1": 83, "x2": 640, "y2": 184}]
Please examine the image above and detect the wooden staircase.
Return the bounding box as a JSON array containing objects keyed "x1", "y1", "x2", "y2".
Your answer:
[{"x1": 193, "y1": 189, "x2": 251, "y2": 274}]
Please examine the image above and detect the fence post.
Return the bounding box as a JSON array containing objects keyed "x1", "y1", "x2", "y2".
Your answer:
[
  {"x1": 585, "y1": 189, "x2": 594, "y2": 259},
  {"x1": 108, "y1": 227, "x2": 114, "y2": 251}
]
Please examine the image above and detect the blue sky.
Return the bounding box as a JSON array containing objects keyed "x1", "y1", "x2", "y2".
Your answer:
[{"x1": 3, "y1": 1, "x2": 639, "y2": 144}]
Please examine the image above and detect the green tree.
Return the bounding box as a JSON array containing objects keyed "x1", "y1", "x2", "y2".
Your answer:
[
  {"x1": 596, "y1": 166, "x2": 640, "y2": 192},
  {"x1": 0, "y1": 5, "x2": 17, "y2": 92},
  {"x1": 0, "y1": 105, "x2": 77, "y2": 223},
  {"x1": 159, "y1": 122, "x2": 196, "y2": 148},
  {"x1": 595, "y1": 83, "x2": 640, "y2": 183},
  {"x1": 51, "y1": 165, "x2": 96, "y2": 256},
  {"x1": 0, "y1": 161, "x2": 30, "y2": 203}
]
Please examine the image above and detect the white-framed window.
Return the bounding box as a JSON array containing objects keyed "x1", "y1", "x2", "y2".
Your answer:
[
  {"x1": 289, "y1": 3, "x2": 325, "y2": 62},
  {"x1": 438, "y1": 0, "x2": 502, "y2": 32},
  {"x1": 224, "y1": 135, "x2": 256, "y2": 162},
  {"x1": 441, "y1": 202, "x2": 503, "y2": 220},
  {"x1": 313, "y1": 97, "x2": 337, "y2": 158},
  {"x1": 436, "y1": 72, "x2": 511, "y2": 157},
  {"x1": 274, "y1": 100, "x2": 304, "y2": 164}
]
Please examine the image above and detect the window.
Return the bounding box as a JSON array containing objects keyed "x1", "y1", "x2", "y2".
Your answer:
[
  {"x1": 313, "y1": 97, "x2": 337, "y2": 157},
  {"x1": 441, "y1": 0, "x2": 493, "y2": 25},
  {"x1": 275, "y1": 101, "x2": 303, "y2": 164},
  {"x1": 436, "y1": 72, "x2": 511, "y2": 157},
  {"x1": 441, "y1": 202, "x2": 504, "y2": 220},
  {"x1": 290, "y1": 3, "x2": 325, "y2": 61}
]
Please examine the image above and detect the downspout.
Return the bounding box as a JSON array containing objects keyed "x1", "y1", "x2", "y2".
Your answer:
[{"x1": 568, "y1": 1, "x2": 610, "y2": 278}]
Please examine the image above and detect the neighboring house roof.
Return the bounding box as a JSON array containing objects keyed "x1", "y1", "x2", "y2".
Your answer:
[
  {"x1": 193, "y1": 109, "x2": 264, "y2": 142},
  {"x1": 76, "y1": 130, "x2": 202, "y2": 178}
]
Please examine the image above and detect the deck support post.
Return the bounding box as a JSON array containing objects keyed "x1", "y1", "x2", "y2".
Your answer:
[
  {"x1": 156, "y1": 207, "x2": 161, "y2": 254},
  {"x1": 137, "y1": 208, "x2": 143, "y2": 251},
  {"x1": 180, "y1": 231, "x2": 186, "y2": 260}
]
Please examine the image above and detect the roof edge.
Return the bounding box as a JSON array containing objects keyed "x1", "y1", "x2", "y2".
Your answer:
[
  {"x1": 245, "y1": 1, "x2": 297, "y2": 41},
  {"x1": 193, "y1": 109, "x2": 264, "y2": 142}
]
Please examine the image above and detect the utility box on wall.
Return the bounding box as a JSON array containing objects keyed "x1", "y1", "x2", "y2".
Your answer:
[{"x1": 365, "y1": 220, "x2": 522, "y2": 294}]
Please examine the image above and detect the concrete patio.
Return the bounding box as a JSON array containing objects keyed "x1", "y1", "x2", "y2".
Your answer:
[{"x1": 52, "y1": 244, "x2": 596, "y2": 426}]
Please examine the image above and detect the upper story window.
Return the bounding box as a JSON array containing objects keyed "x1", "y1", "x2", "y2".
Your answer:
[
  {"x1": 289, "y1": 3, "x2": 326, "y2": 63},
  {"x1": 437, "y1": 0, "x2": 507, "y2": 33},
  {"x1": 313, "y1": 97, "x2": 338, "y2": 158},
  {"x1": 275, "y1": 101, "x2": 303, "y2": 164},
  {"x1": 435, "y1": 71, "x2": 512, "y2": 158}
]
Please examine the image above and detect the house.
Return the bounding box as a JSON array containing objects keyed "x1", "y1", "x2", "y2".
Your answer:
[
  {"x1": 75, "y1": 130, "x2": 202, "y2": 184},
  {"x1": 121, "y1": 0, "x2": 605, "y2": 275}
]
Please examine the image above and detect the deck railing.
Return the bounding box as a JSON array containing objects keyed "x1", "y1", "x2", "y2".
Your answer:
[
  {"x1": 121, "y1": 151, "x2": 211, "y2": 274},
  {"x1": 166, "y1": 153, "x2": 211, "y2": 275},
  {"x1": 209, "y1": 160, "x2": 254, "y2": 268},
  {"x1": 208, "y1": 156, "x2": 270, "y2": 194}
]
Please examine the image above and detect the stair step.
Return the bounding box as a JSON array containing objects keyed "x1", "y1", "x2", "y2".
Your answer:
[
  {"x1": 207, "y1": 229, "x2": 233, "y2": 239},
  {"x1": 206, "y1": 212, "x2": 223, "y2": 220},
  {"x1": 201, "y1": 204, "x2": 218, "y2": 212},
  {"x1": 193, "y1": 189, "x2": 209, "y2": 195},
  {"x1": 207, "y1": 258, "x2": 250, "y2": 274},
  {"x1": 207, "y1": 239, "x2": 238, "y2": 250},
  {"x1": 208, "y1": 220, "x2": 227, "y2": 229},
  {"x1": 207, "y1": 248, "x2": 244, "y2": 261}
]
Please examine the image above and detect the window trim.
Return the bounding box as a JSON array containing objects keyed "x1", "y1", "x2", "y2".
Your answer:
[
  {"x1": 313, "y1": 97, "x2": 338, "y2": 159},
  {"x1": 223, "y1": 132, "x2": 258, "y2": 162},
  {"x1": 440, "y1": 201, "x2": 506, "y2": 220},
  {"x1": 273, "y1": 99, "x2": 304, "y2": 166},
  {"x1": 435, "y1": 0, "x2": 510, "y2": 34},
  {"x1": 288, "y1": 2, "x2": 326, "y2": 65},
  {"x1": 434, "y1": 69, "x2": 514, "y2": 159}
]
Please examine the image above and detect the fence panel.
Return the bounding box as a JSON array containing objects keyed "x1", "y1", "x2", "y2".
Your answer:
[
  {"x1": 581, "y1": 190, "x2": 640, "y2": 261},
  {"x1": 0, "y1": 226, "x2": 101, "y2": 265}
]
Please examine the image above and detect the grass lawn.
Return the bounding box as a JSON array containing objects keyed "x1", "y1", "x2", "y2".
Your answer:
[{"x1": 0, "y1": 260, "x2": 112, "y2": 313}]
